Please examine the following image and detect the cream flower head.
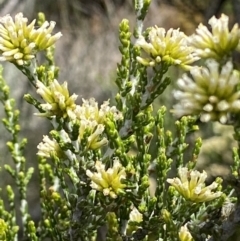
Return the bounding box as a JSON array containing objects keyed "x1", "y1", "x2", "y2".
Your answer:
[
  {"x1": 136, "y1": 26, "x2": 198, "y2": 69},
  {"x1": 190, "y1": 14, "x2": 240, "y2": 60},
  {"x1": 173, "y1": 60, "x2": 240, "y2": 123},
  {"x1": 86, "y1": 158, "x2": 126, "y2": 199},
  {"x1": 36, "y1": 79, "x2": 77, "y2": 119},
  {"x1": 167, "y1": 167, "x2": 222, "y2": 203},
  {"x1": 78, "y1": 119, "x2": 108, "y2": 150},
  {"x1": 74, "y1": 98, "x2": 122, "y2": 123},
  {"x1": 74, "y1": 98, "x2": 122, "y2": 150},
  {"x1": 126, "y1": 206, "x2": 143, "y2": 235},
  {"x1": 0, "y1": 13, "x2": 62, "y2": 65},
  {"x1": 129, "y1": 207, "x2": 143, "y2": 223},
  {"x1": 37, "y1": 135, "x2": 63, "y2": 158},
  {"x1": 179, "y1": 224, "x2": 194, "y2": 241}
]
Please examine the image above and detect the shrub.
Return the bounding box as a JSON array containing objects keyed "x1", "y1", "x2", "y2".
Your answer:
[{"x1": 0, "y1": 1, "x2": 240, "y2": 241}]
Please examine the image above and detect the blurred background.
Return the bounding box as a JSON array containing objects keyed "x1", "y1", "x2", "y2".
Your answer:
[{"x1": 0, "y1": 0, "x2": 238, "y2": 234}]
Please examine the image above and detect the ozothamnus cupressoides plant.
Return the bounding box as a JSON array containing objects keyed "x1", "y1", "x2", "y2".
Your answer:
[{"x1": 1, "y1": 1, "x2": 240, "y2": 240}]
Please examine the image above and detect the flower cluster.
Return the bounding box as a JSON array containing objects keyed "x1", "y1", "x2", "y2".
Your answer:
[
  {"x1": 0, "y1": 13, "x2": 62, "y2": 65},
  {"x1": 75, "y1": 98, "x2": 122, "y2": 150},
  {"x1": 179, "y1": 224, "x2": 193, "y2": 241},
  {"x1": 86, "y1": 158, "x2": 126, "y2": 199},
  {"x1": 136, "y1": 26, "x2": 198, "y2": 69},
  {"x1": 75, "y1": 98, "x2": 122, "y2": 123},
  {"x1": 36, "y1": 79, "x2": 77, "y2": 119},
  {"x1": 36, "y1": 88, "x2": 122, "y2": 152},
  {"x1": 37, "y1": 135, "x2": 64, "y2": 158},
  {"x1": 189, "y1": 14, "x2": 240, "y2": 60},
  {"x1": 167, "y1": 167, "x2": 222, "y2": 202},
  {"x1": 173, "y1": 60, "x2": 240, "y2": 123},
  {"x1": 126, "y1": 206, "x2": 143, "y2": 235},
  {"x1": 78, "y1": 120, "x2": 108, "y2": 150},
  {"x1": 129, "y1": 207, "x2": 143, "y2": 223}
]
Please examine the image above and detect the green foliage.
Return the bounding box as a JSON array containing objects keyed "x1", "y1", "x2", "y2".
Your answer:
[{"x1": 1, "y1": 0, "x2": 240, "y2": 241}]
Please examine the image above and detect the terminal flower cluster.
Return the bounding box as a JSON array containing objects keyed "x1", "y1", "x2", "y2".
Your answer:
[
  {"x1": 74, "y1": 98, "x2": 122, "y2": 124},
  {"x1": 36, "y1": 81, "x2": 122, "y2": 151},
  {"x1": 0, "y1": 13, "x2": 62, "y2": 65},
  {"x1": 167, "y1": 167, "x2": 222, "y2": 203},
  {"x1": 126, "y1": 206, "x2": 143, "y2": 235},
  {"x1": 190, "y1": 14, "x2": 240, "y2": 60},
  {"x1": 179, "y1": 224, "x2": 193, "y2": 241},
  {"x1": 36, "y1": 79, "x2": 77, "y2": 119},
  {"x1": 86, "y1": 158, "x2": 126, "y2": 199},
  {"x1": 37, "y1": 135, "x2": 64, "y2": 158},
  {"x1": 129, "y1": 207, "x2": 143, "y2": 223},
  {"x1": 136, "y1": 26, "x2": 198, "y2": 69},
  {"x1": 74, "y1": 98, "x2": 122, "y2": 150},
  {"x1": 173, "y1": 60, "x2": 240, "y2": 123}
]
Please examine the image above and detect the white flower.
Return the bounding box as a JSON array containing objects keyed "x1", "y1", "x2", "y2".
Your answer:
[
  {"x1": 37, "y1": 135, "x2": 63, "y2": 158},
  {"x1": 136, "y1": 26, "x2": 198, "y2": 69},
  {"x1": 167, "y1": 167, "x2": 222, "y2": 202},
  {"x1": 86, "y1": 158, "x2": 126, "y2": 199},
  {"x1": 129, "y1": 207, "x2": 143, "y2": 223},
  {"x1": 173, "y1": 60, "x2": 240, "y2": 123},
  {"x1": 74, "y1": 98, "x2": 122, "y2": 150},
  {"x1": 0, "y1": 13, "x2": 62, "y2": 65},
  {"x1": 78, "y1": 119, "x2": 108, "y2": 150},
  {"x1": 36, "y1": 79, "x2": 77, "y2": 119},
  {"x1": 179, "y1": 224, "x2": 193, "y2": 241},
  {"x1": 190, "y1": 14, "x2": 240, "y2": 59},
  {"x1": 74, "y1": 98, "x2": 122, "y2": 123}
]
